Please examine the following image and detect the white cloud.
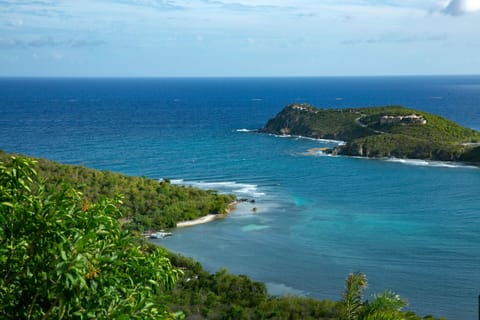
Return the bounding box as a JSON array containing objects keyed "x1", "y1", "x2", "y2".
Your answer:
[
  {"x1": 438, "y1": 0, "x2": 480, "y2": 15},
  {"x1": 1, "y1": 0, "x2": 479, "y2": 76}
]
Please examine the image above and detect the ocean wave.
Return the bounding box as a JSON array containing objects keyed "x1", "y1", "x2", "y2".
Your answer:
[
  {"x1": 268, "y1": 133, "x2": 346, "y2": 145},
  {"x1": 309, "y1": 153, "x2": 478, "y2": 170},
  {"x1": 169, "y1": 179, "x2": 266, "y2": 197},
  {"x1": 386, "y1": 158, "x2": 478, "y2": 169},
  {"x1": 235, "y1": 128, "x2": 257, "y2": 133},
  {"x1": 242, "y1": 224, "x2": 271, "y2": 232},
  {"x1": 236, "y1": 130, "x2": 345, "y2": 145},
  {"x1": 300, "y1": 148, "x2": 333, "y2": 157}
]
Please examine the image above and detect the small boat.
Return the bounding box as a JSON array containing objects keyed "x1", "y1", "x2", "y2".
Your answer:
[{"x1": 148, "y1": 231, "x2": 173, "y2": 239}]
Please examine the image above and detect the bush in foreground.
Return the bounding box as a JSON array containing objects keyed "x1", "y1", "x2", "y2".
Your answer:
[{"x1": 0, "y1": 156, "x2": 181, "y2": 319}]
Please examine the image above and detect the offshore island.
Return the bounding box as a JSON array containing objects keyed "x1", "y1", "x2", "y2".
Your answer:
[{"x1": 260, "y1": 104, "x2": 480, "y2": 164}]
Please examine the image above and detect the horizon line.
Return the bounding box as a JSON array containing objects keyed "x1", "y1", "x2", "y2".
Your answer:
[{"x1": 1, "y1": 73, "x2": 480, "y2": 79}]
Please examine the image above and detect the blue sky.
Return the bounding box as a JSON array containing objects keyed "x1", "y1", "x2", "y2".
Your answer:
[{"x1": 1, "y1": 0, "x2": 479, "y2": 77}]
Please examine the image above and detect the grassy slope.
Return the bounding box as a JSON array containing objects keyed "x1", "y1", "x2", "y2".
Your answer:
[{"x1": 262, "y1": 104, "x2": 480, "y2": 162}]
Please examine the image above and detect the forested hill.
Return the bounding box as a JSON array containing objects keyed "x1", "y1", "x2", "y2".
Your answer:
[
  {"x1": 261, "y1": 104, "x2": 480, "y2": 163},
  {"x1": 0, "y1": 150, "x2": 235, "y2": 231}
]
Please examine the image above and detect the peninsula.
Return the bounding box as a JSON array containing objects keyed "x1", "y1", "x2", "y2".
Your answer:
[{"x1": 261, "y1": 104, "x2": 480, "y2": 164}]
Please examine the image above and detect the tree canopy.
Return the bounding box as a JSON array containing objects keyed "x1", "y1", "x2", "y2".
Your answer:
[
  {"x1": 0, "y1": 151, "x2": 235, "y2": 231},
  {"x1": 0, "y1": 156, "x2": 181, "y2": 319}
]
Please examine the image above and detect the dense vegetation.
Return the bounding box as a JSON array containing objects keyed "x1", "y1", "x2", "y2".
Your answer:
[
  {"x1": 166, "y1": 253, "x2": 444, "y2": 320},
  {"x1": 0, "y1": 154, "x2": 446, "y2": 319},
  {"x1": 0, "y1": 156, "x2": 181, "y2": 319},
  {"x1": 261, "y1": 104, "x2": 480, "y2": 163},
  {"x1": 166, "y1": 253, "x2": 339, "y2": 319},
  {"x1": 261, "y1": 104, "x2": 369, "y2": 141},
  {"x1": 0, "y1": 150, "x2": 235, "y2": 231}
]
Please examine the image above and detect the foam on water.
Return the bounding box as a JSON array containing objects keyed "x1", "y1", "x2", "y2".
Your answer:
[
  {"x1": 170, "y1": 179, "x2": 266, "y2": 198},
  {"x1": 236, "y1": 128, "x2": 345, "y2": 145},
  {"x1": 241, "y1": 224, "x2": 271, "y2": 232},
  {"x1": 308, "y1": 153, "x2": 479, "y2": 169},
  {"x1": 235, "y1": 128, "x2": 257, "y2": 133},
  {"x1": 386, "y1": 157, "x2": 479, "y2": 169},
  {"x1": 266, "y1": 133, "x2": 346, "y2": 145}
]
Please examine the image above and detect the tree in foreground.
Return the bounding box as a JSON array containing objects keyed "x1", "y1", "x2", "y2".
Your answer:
[
  {"x1": 0, "y1": 156, "x2": 181, "y2": 319},
  {"x1": 341, "y1": 272, "x2": 428, "y2": 320}
]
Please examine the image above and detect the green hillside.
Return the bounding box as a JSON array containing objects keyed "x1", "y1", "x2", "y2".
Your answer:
[
  {"x1": 261, "y1": 104, "x2": 480, "y2": 163},
  {"x1": 0, "y1": 150, "x2": 235, "y2": 231}
]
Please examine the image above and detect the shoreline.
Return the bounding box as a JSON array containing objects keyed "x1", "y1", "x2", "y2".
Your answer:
[
  {"x1": 301, "y1": 147, "x2": 331, "y2": 156},
  {"x1": 176, "y1": 213, "x2": 226, "y2": 228},
  {"x1": 175, "y1": 200, "x2": 243, "y2": 228},
  {"x1": 300, "y1": 147, "x2": 479, "y2": 169}
]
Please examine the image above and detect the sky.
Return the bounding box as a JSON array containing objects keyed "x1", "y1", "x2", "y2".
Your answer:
[{"x1": 0, "y1": 0, "x2": 479, "y2": 77}]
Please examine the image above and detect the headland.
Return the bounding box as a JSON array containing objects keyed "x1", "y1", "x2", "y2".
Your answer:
[{"x1": 260, "y1": 104, "x2": 480, "y2": 164}]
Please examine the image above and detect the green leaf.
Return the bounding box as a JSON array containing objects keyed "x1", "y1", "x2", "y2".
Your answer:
[
  {"x1": 60, "y1": 249, "x2": 68, "y2": 261},
  {"x1": 1, "y1": 202, "x2": 14, "y2": 208}
]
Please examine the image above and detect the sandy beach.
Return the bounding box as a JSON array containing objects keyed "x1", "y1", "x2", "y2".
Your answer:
[
  {"x1": 175, "y1": 201, "x2": 238, "y2": 228},
  {"x1": 176, "y1": 214, "x2": 226, "y2": 228}
]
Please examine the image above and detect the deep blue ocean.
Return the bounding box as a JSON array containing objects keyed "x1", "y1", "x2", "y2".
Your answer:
[{"x1": 1, "y1": 76, "x2": 479, "y2": 319}]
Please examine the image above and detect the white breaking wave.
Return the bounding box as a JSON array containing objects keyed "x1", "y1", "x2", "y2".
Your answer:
[
  {"x1": 169, "y1": 179, "x2": 266, "y2": 197},
  {"x1": 242, "y1": 224, "x2": 271, "y2": 232},
  {"x1": 235, "y1": 128, "x2": 257, "y2": 133},
  {"x1": 236, "y1": 128, "x2": 345, "y2": 145},
  {"x1": 268, "y1": 133, "x2": 346, "y2": 145},
  {"x1": 386, "y1": 158, "x2": 478, "y2": 169},
  {"x1": 316, "y1": 154, "x2": 478, "y2": 170}
]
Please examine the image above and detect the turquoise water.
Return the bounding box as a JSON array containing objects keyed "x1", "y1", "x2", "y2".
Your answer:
[{"x1": 1, "y1": 77, "x2": 479, "y2": 319}]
